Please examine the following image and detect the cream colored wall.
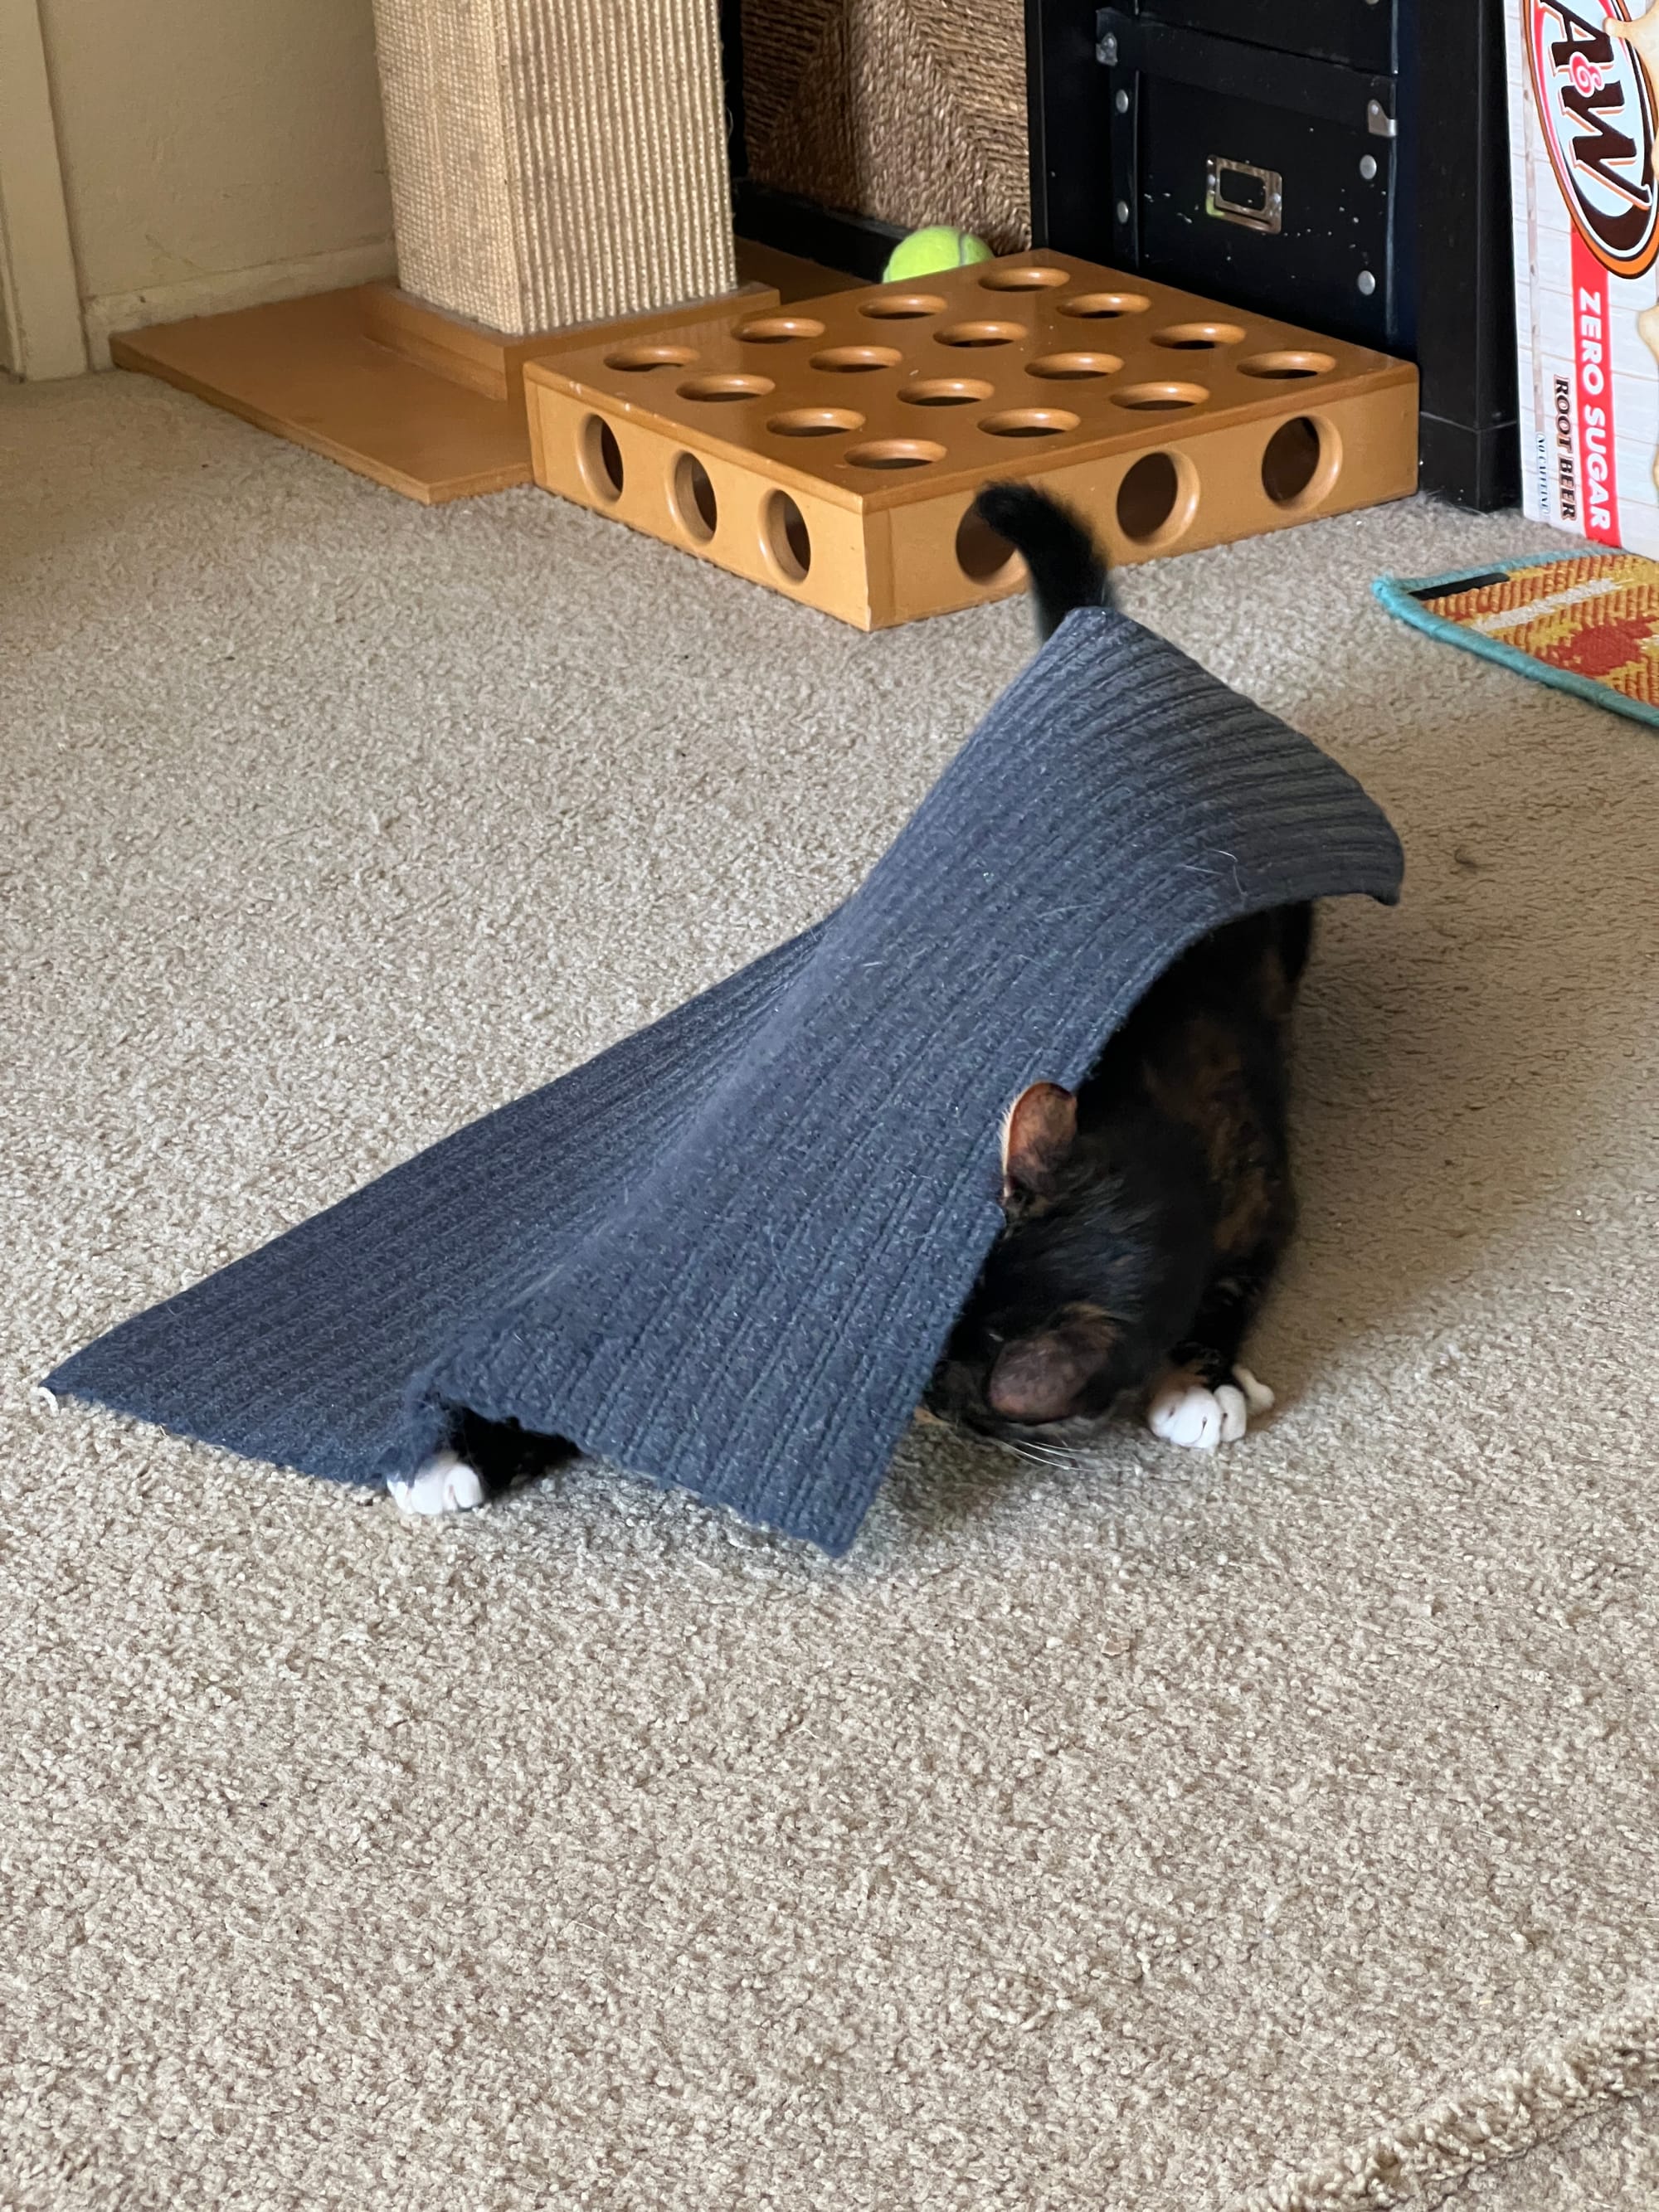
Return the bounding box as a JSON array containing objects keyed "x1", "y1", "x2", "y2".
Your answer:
[
  {"x1": 0, "y1": 0, "x2": 88, "y2": 377},
  {"x1": 35, "y1": 0, "x2": 395, "y2": 366}
]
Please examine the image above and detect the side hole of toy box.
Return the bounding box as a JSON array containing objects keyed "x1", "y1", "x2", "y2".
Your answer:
[
  {"x1": 1262, "y1": 415, "x2": 1340, "y2": 509},
  {"x1": 670, "y1": 452, "x2": 718, "y2": 542},
  {"x1": 955, "y1": 502, "x2": 1024, "y2": 586},
  {"x1": 578, "y1": 414, "x2": 625, "y2": 504},
  {"x1": 1115, "y1": 448, "x2": 1198, "y2": 548},
  {"x1": 762, "y1": 489, "x2": 812, "y2": 583}
]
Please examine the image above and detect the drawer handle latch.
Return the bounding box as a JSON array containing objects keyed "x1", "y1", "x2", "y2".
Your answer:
[{"x1": 1205, "y1": 157, "x2": 1283, "y2": 234}]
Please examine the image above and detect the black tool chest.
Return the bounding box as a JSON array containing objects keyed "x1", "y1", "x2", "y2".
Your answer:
[{"x1": 1028, "y1": 0, "x2": 1519, "y2": 508}]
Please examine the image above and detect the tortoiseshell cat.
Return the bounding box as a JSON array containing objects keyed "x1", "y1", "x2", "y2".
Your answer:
[
  {"x1": 391, "y1": 486, "x2": 1303, "y2": 1514},
  {"x1": 925, "y1": 483, "x2": 1303, "y2": 1454}
]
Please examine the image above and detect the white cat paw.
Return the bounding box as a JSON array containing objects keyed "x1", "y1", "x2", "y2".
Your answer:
[
  {"x1": 1232, "y1": 1364, "x2": 1275, "y2": 1416},
  {"x1": 387, "y1": 1451, "x2": 485, "y2": 1517},
  {"x1": 1147, "y1": 1367, "x2": 1272, "y2": 1451},
  {"x1": 1148, "y1": 1373, "x2": 1226, "y2": 1449}
]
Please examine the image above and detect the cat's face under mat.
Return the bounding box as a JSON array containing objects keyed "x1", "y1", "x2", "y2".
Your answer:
[{"x1": 924, "y1": 1081, "x2": 1213, "y2": 1446}]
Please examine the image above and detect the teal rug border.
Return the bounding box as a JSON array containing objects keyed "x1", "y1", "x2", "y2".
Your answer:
[{"x1": 1373, "y1": 551, "x2": 1659, "y2": 732}]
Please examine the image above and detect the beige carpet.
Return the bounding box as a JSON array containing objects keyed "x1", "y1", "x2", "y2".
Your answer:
[
  {"x1": 3, "y1": 372, "x2": 1657, "y2": 2211},
  {"x1": 1445, "y1": 2089, "x2": 1659, "y2": 2206}
]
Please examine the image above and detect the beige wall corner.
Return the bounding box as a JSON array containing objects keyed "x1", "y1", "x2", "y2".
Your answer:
[
  {"x1": 22, "y1": 0, "x2": 393, "y2": 372},
  {"x1": 0, "y1": 0, "x2": 89, "y2": 379},
  {"x1": 80, "y1": 243, "x2": 397, "y2": 372}
]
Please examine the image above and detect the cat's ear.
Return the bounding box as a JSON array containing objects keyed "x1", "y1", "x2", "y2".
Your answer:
[
  {"x1": 987, "y1": 1310, "x2": 1119, "y2": 1423},
  {"x1": 1000, "y1": 1082, "x2": 1078, "y2": 1207}
]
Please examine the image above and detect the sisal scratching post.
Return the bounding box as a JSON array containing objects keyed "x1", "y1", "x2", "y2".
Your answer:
[{"x1": 372, "y1": 0, "x2": 739, "y2": 338}]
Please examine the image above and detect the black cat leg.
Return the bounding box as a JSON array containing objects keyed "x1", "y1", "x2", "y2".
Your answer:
[
  {"x1": 1170, "y1": 1264, "x2": 1272, "y2": 1392},
  {"x1": 452, "y1": 1411, "x2": 580, "y2": 1501}
]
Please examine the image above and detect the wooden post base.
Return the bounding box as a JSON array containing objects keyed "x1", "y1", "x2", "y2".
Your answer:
[{"x1": 109, "y1": 279, "x2": 778, "y2": 506}]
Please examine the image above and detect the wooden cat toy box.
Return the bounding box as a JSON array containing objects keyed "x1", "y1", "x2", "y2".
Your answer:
[
  {"x1": 1506, "y1": 0, "x2": 1659, "y2": 553},
  {"x1": 523, "y1": 250, "x2": 1418, "y2": 630}
]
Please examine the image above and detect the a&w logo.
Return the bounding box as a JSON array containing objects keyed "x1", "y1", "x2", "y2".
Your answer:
[{"x1": 1528, "y1": 0, "x2": 1659, "y2": 274}]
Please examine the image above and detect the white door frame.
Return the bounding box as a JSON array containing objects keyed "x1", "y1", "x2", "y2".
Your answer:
[{"x1": 0, "y1": 0, "x2": 87, "y2": 378}]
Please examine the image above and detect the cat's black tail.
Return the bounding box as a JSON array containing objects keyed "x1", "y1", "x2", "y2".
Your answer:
[{"x1": 971, "y1": 482, "x2": 1114, "y2": 642}]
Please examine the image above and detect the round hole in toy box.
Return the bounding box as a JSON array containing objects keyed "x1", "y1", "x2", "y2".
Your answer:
[
  {"x1": 979, "y1": 407, "x2": 1081, "y2": 438},
  {"x1": 734, "y1": 316, "x2": 826, "y2": 343},
  {"x1": 859, "y1": 294, "x2": 947, "y2": 319},
  {"x1": 603, "y1": 343, "x2": 697, "y2": 372},
  {"x1": 578, "y1": 416, "x2": 625, "y2": 502},
  {"x1": 1151, "y1": 322, "x2": 1246, "y2": 350},
  {"x1": 1026, "y1": 352, "x2": 1121, "y2": 380},
  {"x1": 1058, "y1": 292, "x2": 1150, "y2": 319},
  {"x1": 670, "y1": 453, "x2": 718, "y2": 542},
  {"x1": 935, "y1": 321, "x2": 1026, "y2": 348},
  {"x1": 1261, "y1": 415, "x2": 1338, "y2": 507},
  {"x1": 844, "y1": 439, "x2": 947, "y2": 469},
  {"x1": 810, "y1": 346, "x2": 903, "y2": 373},
  {"x1": 955, "y1": 504, "x2": 1024, "y2": 585},
  {"x1": 898, "y1": 378, "x2": 995, "y2": 407},
  {"x1": 1111, "y1": 382, "x2": 1209, "y2": 412},
  {"x1": 978, "y1": 265, "x2": 1072, "y2": 290},
  {"x1": 1238, "y1": 351, "x2": 1336, "y2": 380},
  {"x1": 768, "y1": 407, "x2": 865, "y2": 437},
  {"x1": 677, "y1": 374, "x2": 774, "y2": 402},
  {"x1": 763, "y1": 491, "x2": 812, "y2": 582},
  {"x1": 1116, "y1": 450, "x2": 1198, "y2": 547}
]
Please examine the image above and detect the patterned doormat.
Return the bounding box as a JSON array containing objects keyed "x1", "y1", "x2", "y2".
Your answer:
[{"x1": 1375, "y1": 550, "x2": 1659, "y2": 727}]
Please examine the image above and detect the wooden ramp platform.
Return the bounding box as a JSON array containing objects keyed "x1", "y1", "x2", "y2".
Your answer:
[
  {"x1": 108, "y1": 270, "x2": 795, "y2": 506},
  {"x1": 111, "y1": 288, "x2": 533, "y2": 506}
]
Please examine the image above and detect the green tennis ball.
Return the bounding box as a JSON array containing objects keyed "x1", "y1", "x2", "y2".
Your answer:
[{"x1": 881, "y1": 227, "x2": 994, "y2": 284}]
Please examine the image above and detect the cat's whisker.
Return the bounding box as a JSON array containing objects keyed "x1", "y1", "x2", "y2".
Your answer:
[
  {"x1": 997, "y1": 1439, "x2": 1053, "y2": 1466},
  {"x1": 1005, "y1": 1436, "x2": 1076, "y2": 1466}
]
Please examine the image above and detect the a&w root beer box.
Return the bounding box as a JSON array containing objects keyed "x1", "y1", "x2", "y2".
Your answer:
[{"x1": 1507, "y1": 0, "x2": 1659, "y2": 550}]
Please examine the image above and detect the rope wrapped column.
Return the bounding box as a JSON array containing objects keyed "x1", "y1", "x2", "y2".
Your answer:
[{"x1": 372, "y1": 0, "x2": 738, "y2": 338}]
